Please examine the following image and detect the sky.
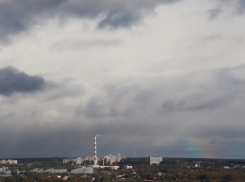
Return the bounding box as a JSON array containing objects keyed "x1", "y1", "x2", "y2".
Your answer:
[{"x1": 1, "y1": 0, "x2": 245, "y2": 159}]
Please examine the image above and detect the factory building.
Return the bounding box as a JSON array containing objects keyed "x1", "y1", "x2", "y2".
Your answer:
[
  {"x1": 71, "y1": 167, "x2": 93, "y2": 174},
  {"x1": 149, "y1": 156, "x2": 163, "y2": 165}
]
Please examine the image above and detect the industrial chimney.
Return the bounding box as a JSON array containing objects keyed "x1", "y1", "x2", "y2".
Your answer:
[{"x1": 94, "y1": 135, "x2": 98, "y2": 165}]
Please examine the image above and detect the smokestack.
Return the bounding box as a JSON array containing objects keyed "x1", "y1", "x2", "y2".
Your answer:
[{"x1": 94, "y1": 135, "x2": 98, "y2": 165}]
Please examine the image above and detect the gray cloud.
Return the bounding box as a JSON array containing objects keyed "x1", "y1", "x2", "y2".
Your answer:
[
  {"x1": 162, "y1": 67, "x2": 245, "y2": 112},
  {"x1": 187, "y1": 33, "x2": 244, "y2": 50},
  {"x1": 42, "y1": 83, "x2": 85, "y2": 101},
  {"x1": 52, "y1": 39, "x2": 121, "y2": 50},
  {"x1": 236, "y1": 0, "x2": 245, "y2": 15},
  {"x1": 207, "y1": 8, "x2": 223, "y2": 20},
  {"x1": 85, "y1": 66, "x2": 245, "y2": 115},
  {"x1": 0, "y1": 0, "x2": 181, "y2": 43},
  {"x1": 0, "y1": 66, "x2": 45, "y2": 96},
  {"x1": 213, "y1": 0, "x2": 245, "y2": 17},
  {"x1": 202, "y1": 34, "x2": 223, "y2": 42}
]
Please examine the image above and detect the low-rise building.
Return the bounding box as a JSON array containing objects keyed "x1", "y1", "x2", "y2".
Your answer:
[
  {"x1": 44, "y1": 168, "x2": 67, "y2": 173},
  {"x1": 149, "y1": 156, "x2": 162, "y2": 165},
  {"x1": 71, "y1": 167, "x2": 93, "y2": 174},
  {"x1": 31, "y1": 168, "x2": 44, "y2": 173}
]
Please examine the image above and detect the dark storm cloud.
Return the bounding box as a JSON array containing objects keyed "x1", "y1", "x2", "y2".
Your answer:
[
  {"x1": 0, "y1": 0, "x2": 181, "y2": 43},
  {"x1": 97, "y1": 11, "x2": 141, "y2": 29},
  {"x1": 0, "y1": 66, "x2": 45, "y2": 96},
  {"x1": 96, "y1": 0, "x2": 182, "y2": 29},
  {"x1": 0, "y1": 0, "x2": 66, "y2": 44},
  {"x1": 0, "y1": 118, "x2": 176, "y2": 158}
]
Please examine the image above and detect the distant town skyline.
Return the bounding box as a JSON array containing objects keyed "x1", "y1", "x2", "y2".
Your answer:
[{"x1": 0, "y1": 0, "x2": 245, "y2": 159}]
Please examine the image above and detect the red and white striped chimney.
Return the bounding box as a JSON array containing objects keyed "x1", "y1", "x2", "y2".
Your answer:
[{"x1": 94, "y1": 135, "x2": 98, "y2": 165}]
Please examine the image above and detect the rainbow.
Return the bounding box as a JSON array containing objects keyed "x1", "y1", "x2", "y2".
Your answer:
[{"x1": 177, "y1": 134, "x2": 217, "y2": 158}]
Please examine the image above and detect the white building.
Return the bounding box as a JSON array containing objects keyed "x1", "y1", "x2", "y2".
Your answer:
[
  {"x1": 63, "y1": 157, "x2": 83, "y2": 164},
  {"x1": 83, "y1": 156, "x2": 89, "y2": 161},
  {"x1": 5, "y1": 170, "x2": 11, "y2": 175},
  {"x1": 44, "y1": 168, "x2": 67, "y2": 173},
  {"x1": 63, "y1": 159, "x2": 69, "y2": 164},
  {"x1": 76, "y1": 157, "x2": 83, "y2": 164},
  {"x1": 31, "y1": 168, "x2": 44, "y2": 173},
  {"x1": 88, "y1": 157, "x2": 94, "y2": 163},
  {"x1": 0, "y1": 159, "x2": 17, "y2": 165},
  {"x1": 149, "y1": 156, "x2": 163, "y2": 165},
  {"x1": 104, "y1": 154, "x2": 121, "y2": 165},
  {"x1": 71, "y1": 167, "x2": 93, "y2": 174}
]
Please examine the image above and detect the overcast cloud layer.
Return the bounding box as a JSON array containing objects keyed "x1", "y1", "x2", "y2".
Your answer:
[
  {"x1": 1, "y1": 0, "x2": 245, "y2": 159},
  {"x1": 0, "y1": 0, "x2": 182, "y2": 44}
]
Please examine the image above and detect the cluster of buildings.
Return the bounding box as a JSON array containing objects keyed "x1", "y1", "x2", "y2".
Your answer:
[
  {"x1": 63, "y1": 135, "x2": 121, "y2": 166},
  {"x1": 0, "y1": 166, "x2": 12, "y2": 175},
  {"x1": 63, "y1": 155, "x2": 122, "y2": 166},
  {"x1": 0, "y1": 166, "x2": 23, "y2": 177},
  {"x1": 0, "y1": 135, "x2": 129, "y2": 177},
  {"x1": 0, "y1": 159, "x2": 18, "y2": 165},
  {"x1": 63, "y1": 156, "x2": 94, "y2": 165},
  {"x1": 31, "y1": 166, "x2": 93, "y2": 174},
  {"x1": 62, "y1": 135, "x2": 129, "y2": 171},
  {"x1": 62, "y1": 155, "x2": 120, "y2": 165}
]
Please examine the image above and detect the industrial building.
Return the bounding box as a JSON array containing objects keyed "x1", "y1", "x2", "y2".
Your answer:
[
  {"x1": 149, "y1": 156, "x2": 163, "y2": 165},
  {"x1": 63, "y1": 135, "x2": 123, "y2": 171}
]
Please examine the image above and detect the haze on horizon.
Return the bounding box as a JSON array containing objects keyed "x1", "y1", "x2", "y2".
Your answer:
[{"x1": 1, "y1": 0, "x2": 245, "y2": 159}]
